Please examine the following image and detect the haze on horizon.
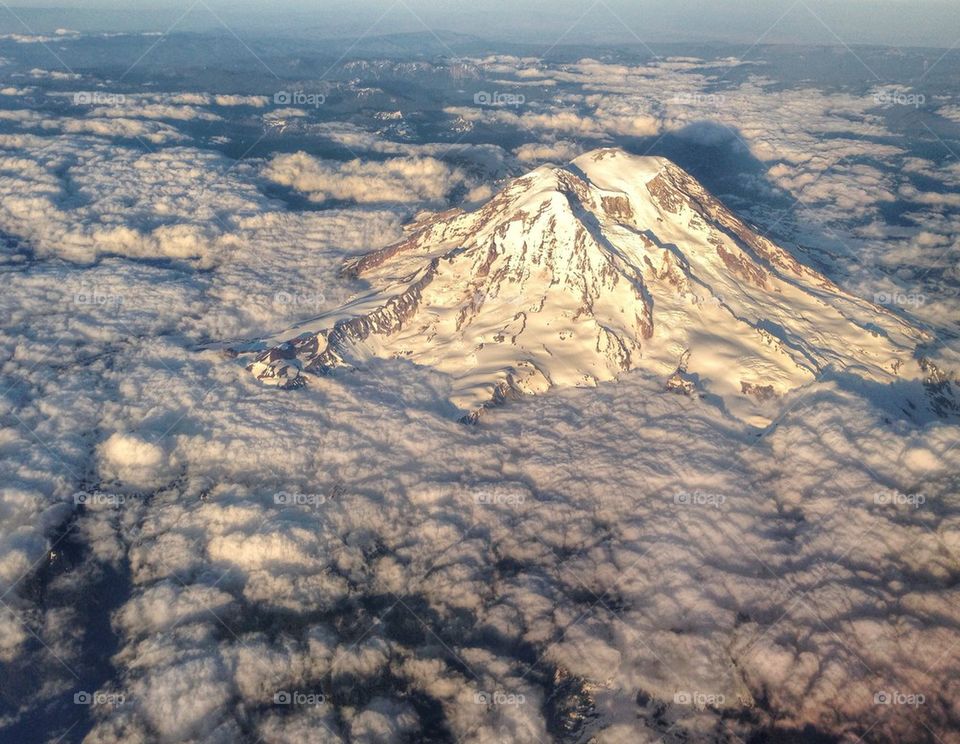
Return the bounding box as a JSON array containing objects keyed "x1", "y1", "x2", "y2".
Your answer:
[{"x1": 2, "y1": 0, "x2": 958, "y2": 48}]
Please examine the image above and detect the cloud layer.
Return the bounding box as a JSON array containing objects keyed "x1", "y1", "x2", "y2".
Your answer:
[{"x1": 0, "y1": 44, "x2": 956, "y2": 744}]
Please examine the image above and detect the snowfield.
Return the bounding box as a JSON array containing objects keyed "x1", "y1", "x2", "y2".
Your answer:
[{"x1": 247, "y1": 148, "x2": 929, "y2": 426}]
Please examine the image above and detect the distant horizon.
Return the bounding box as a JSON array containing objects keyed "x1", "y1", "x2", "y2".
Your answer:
[
  {"x1": 6, "y1": 23, "x2": 959, "y2": 53},
  {"x1": 1, "y1": 0, "x2": 958, "y2": 48}
]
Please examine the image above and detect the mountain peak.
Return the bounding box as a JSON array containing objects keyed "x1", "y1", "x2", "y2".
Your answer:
[{"x1": 245, "y1": 151, "x2": 927, "y2": 423}]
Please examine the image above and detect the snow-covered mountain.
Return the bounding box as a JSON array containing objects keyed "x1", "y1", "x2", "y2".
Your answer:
[{"x1": 246, "y1": 148, "x2": 928, "y2": 422}]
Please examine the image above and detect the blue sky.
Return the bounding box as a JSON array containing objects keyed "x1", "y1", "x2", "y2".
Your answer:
[{"x1": 2, "y1": 0, "x2": 958, "y2": 47}]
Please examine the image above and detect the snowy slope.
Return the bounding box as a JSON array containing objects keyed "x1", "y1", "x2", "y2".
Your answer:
[{"x1": 246, "y1": 148, "x2": 928, "y2": 422}]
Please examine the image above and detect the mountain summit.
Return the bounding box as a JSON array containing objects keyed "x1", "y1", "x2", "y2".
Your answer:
[{"x1": 247, "y1": 148, "x2": 927, "y2": 421}]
